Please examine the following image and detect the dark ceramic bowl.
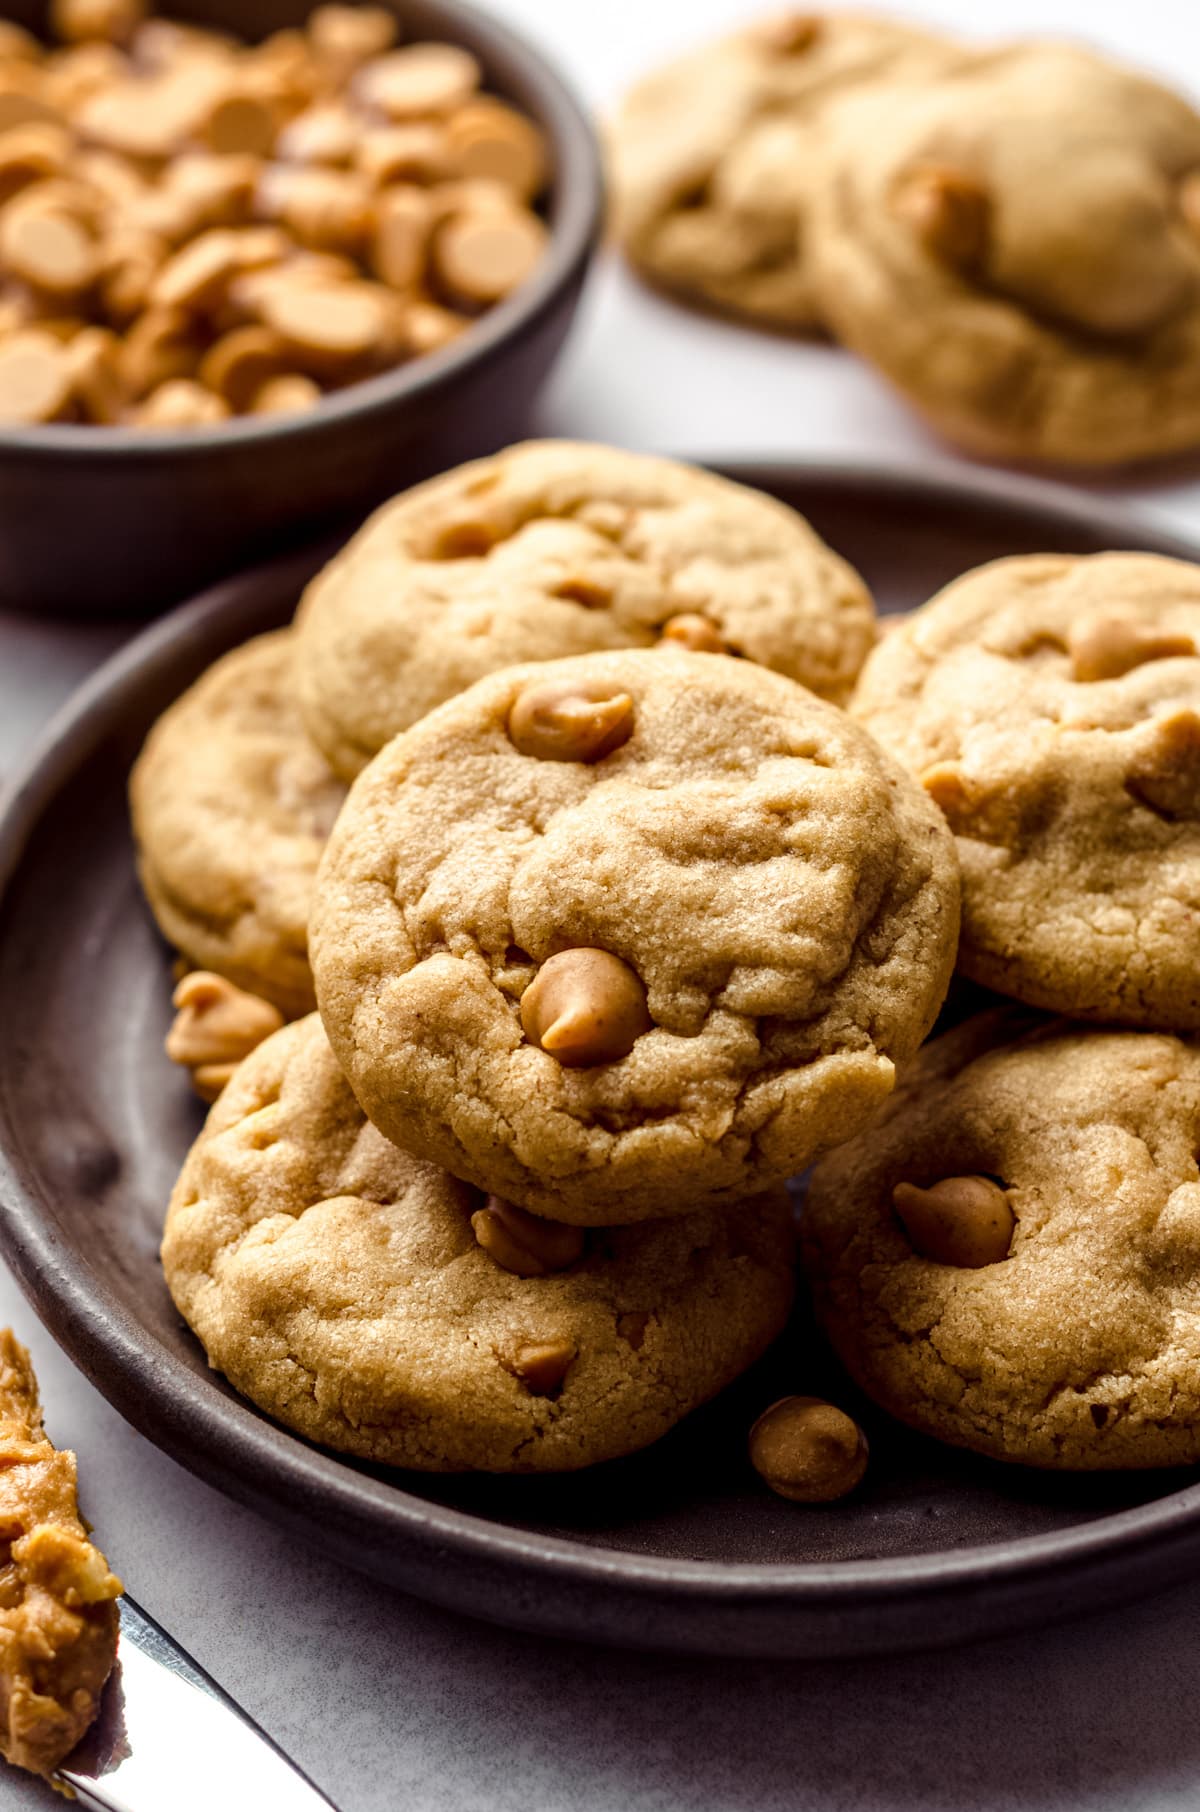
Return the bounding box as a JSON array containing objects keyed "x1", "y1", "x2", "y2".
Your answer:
[
  {"x1": 0, "y1": 0, "x2": 602, "y2": 617},
  {"x1": 5, "y1": 461, "x2": 1200, "y2": 1659}
]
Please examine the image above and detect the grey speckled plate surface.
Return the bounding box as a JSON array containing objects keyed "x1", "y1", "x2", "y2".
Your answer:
[{"x1": 3, "y1": 461, "x2": 1200, "y2": 1659}]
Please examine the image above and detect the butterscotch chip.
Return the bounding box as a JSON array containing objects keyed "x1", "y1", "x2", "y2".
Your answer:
[
  {"x1": 162, "y1": 1013, "x2": 795, "y2": 1470},
  {"x1": 0, "y1": 1330, "x2": 121, "y2": 1777},
  {"x1": 251, "y1": 370, "x2": 321, "y2": 414},
  {"x1": 308, "y1": 3, "x2": 396, "y2": 83},
  {"x1": 166, "y1": 970, "x2": 284, "y2": 1102},
  {"x1": 432, "y1": 206, "x2": 547, "y2": 305},
  {"x1": 157, "y1": 152, "x2": 260, "y2": 239},
  {"x1": 0, "y1": 69, "x2": 64, "y2": 137},
  {"x1": 131, "y1": 631, "x2": 345, "y2": 1014},
  {"x1": 892, "y1": 1174, "x2": 1014, "y2": 1267},
  {"x1": 98, "y1": 222, "x2": 167, "y2": 321},
  {"x1": 134, "y1": 375, "x2": 230, "y2": 426},
  {"x1": 64, "y1": 323, "x2": 126, "y2": 422},
  {"x1": 74, "y1": 145, "x2": 147, "y2": 208},
  {"x1": 0, "y1": 203, "x2": 97, "y2": 294},
  {"x1": 52, "y1": 0, "x2": 145, "y2": 45},
  {"x1": 371, "y1": 184, "x2": 431, "y2": 289},
  {"x1": 446, "y1": 98, "x2": 546, "y2": 200},
  {"x1": 0, "y1": 21, "x2": 41, "y2": 61},
  {"x1": 357, "y1": 122, "x2": 451, "y2": 187},
  {"x1": 520, "y1": 949, "x2": 652, "y2": 1070},
  {"x1": 426, "y1": 176, "x2": 520, "y2": 224},
  {"x1": 471, "y1": 1197, "x2": 585, "y2": 1277},
  {"x1": 41, "y1": 40, "x2": 126, "y2": 113},
  {"x1": 0, "y1": 329, "x2": 72, "y2": 422},
  {"x1": 278, "y1": 103, "x2": 359, "y2": 166},
  {"x1": 1125, "y1": 709, "x2": 1200, "y2": 821},
  {"x1": 0, "y1": 123, "x2": 72, "y2": 204},
  {"x1": 120, "y1": 306, "x2": 199, "y2": 395},
  {"x1": 257, "y1": 163, "x2": 372, "y2": 252},
  {"x1": 748, "y1": 1396, "x2": 868, "y2": 1502},
  {"x1": 199, "y1": 323, "x2": 289, "y2": 409},
  {"x1": 660, "y1": 613, "x2": 728, "y2": 654},
  {"x1": 355, "y1": 44, "x2": 482, "y2": 121},
  {"x1": 852, "y1": 551, "x2": 1200, "y2": 1025},
  {"x1": 204, "y1": 92, "x2": 278, "y2": 159},
  {"x1": 309, "y1": 638, "x2": 955, "y2": 1223},
  {"x1": 507, "y1": 676, "x2": 635, "y2": 763},
  {"x1": 151, "y1": 225, "x2": 286, "y2": 313},
  {"x1": 259, "y1": 277, "x2": 394, "y2": 370},
  {"x1": 77, "y1": 65, "x2": 225, "y2": 159},
  {"x1": 401, "y1": 295, "x2": 466, "y2": 354}
]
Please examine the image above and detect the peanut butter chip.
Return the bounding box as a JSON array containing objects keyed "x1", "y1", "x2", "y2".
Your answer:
[
  {"x1": 260, "y1": 279, "x2": 390, "y2": 365},
  {"x1": 919, "y1": 761, "x2": 976, "y2": 828},
  {"x1": 446, "y1": 100, "x2": 546, "y2": 200},
  {"x1": 660, "y1": 613, "x2": 729, "y2": 654},
  {"x1": 1, "y1": 206, "x2": 96, "y2": 294},
  {"x1": 892, "y1": 1174, "x2": 1015, "y2": 1267},
  {"x1": 504, "y1": 1339, "x2": 575, "y2": 1396},
  {"x1": 0, "y1": 330, "x2": 71, "y2": 422},
  {"x1": 199, "y1": 324, "x2": 289, "y2": 409},
  {"x1": 520, "y1": 948, "x2": 652, "y2": 1068},
  {"x1": 470, "y1": 1196, "x2": 585, "y2": 1277},
  {"x1": 372, "y1": 186, "x2": 431, "y2": 289},
  {"x1": 53, "y1": 0, "x2": 145, "y2": 45},
  {"x1": 1126, "y1": 709, "x2": 1200, "y2": 820},
  {"x1": 204, "y1": 94, "x2": 277, "y2": 159},
  {"x1": 1180, "y1": 171, "x2": 1200, "y2": 243},
  {"x1": 1069, "y1": 614, "x2": 1196, "y2": 682},
  {"x1": 166, "y1": 970, "x2": 284, "y2": 1101},
  {"x1": 134, "y1": 376, "x2": 229, "y2": 426},
  {"x1": 65, "y1": 324, "x2": 126, "y2": 421},
  {"x1": 892, "y1": 165, "x2": 990, "y2": 269},
  {"x1": 749, "y1": 1397, "x2": 868, "y2": 1503},
  {"x1": 433, "y1": 207, "x2": 546, "y2": 305},
  {"x1": 251, "y1": 371, "x2": 321, "y2": 414},
  {"x1": 508, "y1": 676, "x2": 635, "y2": 763},
  {"x1": 357, "y1": 44, "x2": 482, "y2": 120}
]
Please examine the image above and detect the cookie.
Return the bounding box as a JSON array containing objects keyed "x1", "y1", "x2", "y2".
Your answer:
[
  {"x1": 0, "y1": 1330, "x2": 122, "y2": 1776},
  {"x1": 609, "y1": 11, "x2": 955, "y2": 333},
  {"x1": 310, "y1": 647, "x2": 961, "y2": 1223},
  {"x1": 852, "y1": 552, "x2": 1200, "y2": 1026},
  {"x1": 809, "y1": 43, "x2": 1200, "y2": 465},
  {"x1": 131, "y1": 630, "x2": 346, "y2": 1018},
  {"x1": 162, "y1": 1015, "x2": 796, "y2": 1473},
  {"x1": 802, "y1": 1010, "x2": 1200, "y2": 1469},
  {"x1": 294, "y1": 439, "x2": 877, "y2": 780}
]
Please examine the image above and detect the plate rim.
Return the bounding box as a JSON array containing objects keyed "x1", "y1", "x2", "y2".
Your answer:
[{"x1": 5, "y1": 456, "x2": 1200, "y2": 1646}]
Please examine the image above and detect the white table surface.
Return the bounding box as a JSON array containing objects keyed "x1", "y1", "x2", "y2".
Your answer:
[{"x1": 6, "y1": 2, "x2": 1200, "y2": 1805}]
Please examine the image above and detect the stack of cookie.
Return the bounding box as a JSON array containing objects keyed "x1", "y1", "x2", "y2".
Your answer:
[
  {"x1": 803, "y1": 553, "x2": 1200, "y2": 1471},
  {"x1": 132, "y1": 439, "x2": 967, "y2": 1480},
  {"x1": 611, "y1": 14, "x2": 1200, "y2": 467}
]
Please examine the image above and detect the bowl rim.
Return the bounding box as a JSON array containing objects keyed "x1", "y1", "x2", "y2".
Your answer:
[
  {"x1": 0, "y1": 0, "x2": 603, "y2": 463},
  {"x1": 6, "y1": 456, "x2": 1200, "y2": 1641}
]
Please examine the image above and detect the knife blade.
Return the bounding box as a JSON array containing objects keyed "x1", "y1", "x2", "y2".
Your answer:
[{"x1": 54, "y1": 1595, "x2": 341, "y2": 1811}]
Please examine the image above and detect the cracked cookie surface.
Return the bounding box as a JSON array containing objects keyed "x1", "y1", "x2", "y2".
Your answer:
[
  {"x1": 853, "y1": 552, "x2": 1200, "y2": 1026},
  {"x1": 0, "y1": 1330, "x2": 122, "y2": 1777},
  {"x1": 294, "y1": 440, "x2": 876, "y2": 780},
  {"x1": 162, "y1": 1015, "x2": 796, "y2": 1473},
  {"x1": 609, "y1": 11, "x2": 955, "y2": 332},
  {"x1": 131, "y1": 631, "x2": 347, "y2": 1018},
  {"x1": 809, "y1": 42, "x2": 1200, "y2": 465},
  {"x1": 310, "y1": 647, "x2": 960, "y2": 1223},
  {"x1": 802, "y1": 1010, "x2": 1200, "y2": 1469}
]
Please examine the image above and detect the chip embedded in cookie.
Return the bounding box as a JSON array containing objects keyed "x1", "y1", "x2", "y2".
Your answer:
[
  {"x1": 162, "y1": 1015, "x2": 796, "y2": 1473},
  {"x1": 130, "y1": 630, "x2": 347, "y2": 1019},
  {"x1": 609, "y1": 12, "x2": 956, "y2": 332},
  {"x1": 853, "y1": 551, "x2": 1200, "y2": 1026},
  {"x1": 310, "y1": 647, "x2": 961, "y2": 1222},
  {"x1": 294, "y1": 440, "x2": 877, "y2": 779},
  {"x1": 809, "y1": 42, "x2": 1200, "y2": 465},
  {"x1": 802, "y1": 1010, "x2": 1200, "y2": 1469}
]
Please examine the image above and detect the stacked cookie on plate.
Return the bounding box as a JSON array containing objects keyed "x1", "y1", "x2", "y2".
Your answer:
[
  {"x1": 611, "y1": 14, "x2": 1200, "y2": 467},
  {"x1": 803, "y1": 553, "x2": 1200, "y2": 1470},
  {"x1": 132, "y1": 439, "x2": 968, "y2": 1477}
]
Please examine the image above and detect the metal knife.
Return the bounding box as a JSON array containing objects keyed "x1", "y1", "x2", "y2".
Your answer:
[{"x1": 54, "y1": 1595, "x2": 341, "y2": 1811}]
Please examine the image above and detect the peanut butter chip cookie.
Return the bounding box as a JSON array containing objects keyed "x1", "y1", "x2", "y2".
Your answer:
[
  {"x1": 162, "y1": 1015, "x2": 796, "y2": 1472},
  {"x1": 609, "y1": 12, "x2": 955, "y2": 332},
  {"x1": 810, "y1": 43, "x2": 1200, "y2": 465},
  {"x1": 802, "y1": 1010, "x2": 1200, "y2": 1469},
  {"x1": 853, "y1": 553, "x2": 1200, "y2": 1026},
  {"x1": 131, "y1": 631, "x2": 347, "y2": 1018},
  {"x1": 310, "y1": 648, "x2": 960, "y2": 1223},
  {"x1": 294, "y1": 440, "x2": 876, "y2": 780}
]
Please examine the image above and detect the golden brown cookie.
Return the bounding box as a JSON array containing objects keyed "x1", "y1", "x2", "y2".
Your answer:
[
  {"x1": 853, "y1": 552, "x2": 1200, "y2": 1026},
  {"x1": 0, "y1": 1330, "x2": 122, "y2": 1777},
  {"x1": 809, "y1": 43, "x2": 1200, "y2": 465},
  {"x1": 162, "y1": 1015, "x2": 796, "y2": 1473},
  {"x1": 130, "y1": 631, "x2": 346, "y2": 1018},
  {"x1": 802, "y1": 1010, "x2": 1200, "y2": 1469},
  {"x1": 609, "y1": 11, "x2": 955, "y2": 332},
  {"x1": 310, "y1": 647, "x2": 961, "y2": 1223},
  {"x1": 294, "y1": 440, "x2": 877, "y2": 780}
]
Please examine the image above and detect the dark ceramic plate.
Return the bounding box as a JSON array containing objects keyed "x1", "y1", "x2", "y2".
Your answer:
[{"x1": 3, "y1": 461, "x2": 1200, "y2": 1660}]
